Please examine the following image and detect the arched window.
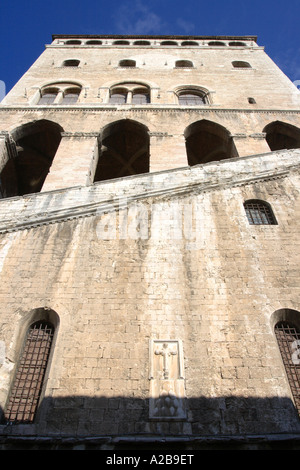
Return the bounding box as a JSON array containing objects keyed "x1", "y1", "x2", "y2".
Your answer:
[
  {"x1": 61, "y1": 88, "x2": 80, "y2": 104},
  {"x1": 114, "y1": 40, "x2": 130, "y2": 45},
  {"x1": 110, "y1": 90, "x2": 127, "y2": 104},
  {"x1": 4, "y1": 320, "x2": 55, "y2": 423},
  {"x1": 178, "y1": 91, "x2": 207, "y2": 106},
  {"x1": 109, "y1": 83, "x2": 150, "y2": 105},
  {"x1": 62, "y1": 59, "x2": 80, "y2": 67},
  {"x1": 65, "y1": 40, "x2": 81, "y2": 45},
  {"x1": 161, "y1": 41, "x2": 178, "y2": 46},
  {"x1": 119, "y1": 59, "x2": 136, "y2": 68},
  {"x1": 179, "y1": 93, "x2": 205, "y2": 105},
  {"x1": 175, "y1": 60, "x2": 194, "y2": 68},
  {"x1": 184, "y1": 119, "x2": 238, "y2": 165},
  {"x1": 232, "y1": 61, "x2": 252, "y2": 68},
  {"x1": 86, "y1": 40, "x2": 102, "y2": 45},
  {"x1": 94, "y1": 119, "x2": 150, "y2": 182},
  {"x1": 133, "y1": 40, "x2": 151, "y2": 46},
  {"x1": 181, "y1": 41, "x2": 198, "y2": 46},
  {"x1": 229, "y1": 41, "x2": 246, "y2": 47},
  {"x1": 264, "y1": 121, "x2": 300, "y2": 151},
  {"x1": 244, "y1": 200, "x2": 277, "y2": 225},
  {"x1": 38, "y1": 83, "x2": 82, "y2": 105},
  {"x1": 208, "y1": 41, "x2": 226, "y2": 46},
  {"x1": 132, "y1": 90, "x2": 150, "y2": 104},
  {"x1": 275, "y1": 319, "x2": 300, "y2": 415},
  {"x1": 38, "y1": 88, "x2": 58, "y2": 105}
]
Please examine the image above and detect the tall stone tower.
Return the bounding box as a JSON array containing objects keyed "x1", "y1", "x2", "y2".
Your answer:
[{"x1": 0, "y1": 35, "x2": 300, "y2": 450}]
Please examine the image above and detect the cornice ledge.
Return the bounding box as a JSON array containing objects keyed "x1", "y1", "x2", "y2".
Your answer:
[
  {"x1": 61, "y1": 131, "x2": 99, "y2": 138},
  {"x1": 1, "y1": 106, "x2": 300, "y2": 115},
  {"x1": 0, "y1": 166, "x2": 294, "y2": 234}
]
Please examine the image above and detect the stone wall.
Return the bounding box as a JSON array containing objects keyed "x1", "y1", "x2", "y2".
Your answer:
[{"x1": 0, "y1": 149, "x2": 299, "y2": 440}]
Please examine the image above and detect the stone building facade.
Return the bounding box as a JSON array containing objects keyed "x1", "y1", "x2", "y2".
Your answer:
[{"x1": 0, "y1": 35, "x2": 300, "y2": 449}]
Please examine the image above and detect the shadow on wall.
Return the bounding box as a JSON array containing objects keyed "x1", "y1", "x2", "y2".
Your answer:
[{"x1": 0, "y1": 395, "x2": 300, "y2": 450}]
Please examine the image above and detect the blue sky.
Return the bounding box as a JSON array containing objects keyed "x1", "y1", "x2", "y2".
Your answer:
[{"x1": 0, "y1": 0, "x2": 300, "y2": 94}]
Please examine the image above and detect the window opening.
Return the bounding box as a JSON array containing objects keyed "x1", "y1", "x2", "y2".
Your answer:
[
  {"x1": 275, "y1": 321, "x2": 300, "y2": 415},
  {"x1": 244, "y1": 200, "x2": 277, "y2": 225},
  {"x1": 109, "y1": 84, "x2": 150, "y2": 105},
  {"x1": 114, "y1": 40, "x2": 130, "y2": 45},
  {"x1": 232, "y1": 61, "x2": 251, "y2": 68},
  {"x1": 132, "y1": 92, "x2": 150, "y2": 104},
  {"x1": 161, "y1": 41, "x2": 178, "y2": 46},
  {"x1": 61, "y1": 89, "x2": 80, "y2": 104},
  {"x1": 86, "y1": 40, "x2": 102, "y2": 45},
  {"x1": 229, "y1": 41, "x2": 246, "y2": 47},
  {"x1": 66, "y1": 40, "x2": 81, "y2": 45},
  {"x1": 181, "y1": 41, "x2": 198, "y2": 46},
  {"x1": 62, "y1": 59, "x2": 80, "y2": 67},
  {"x1": 38, "y1": 90, "x2": 58, "y2": 105},
  {"x1": 133, "y1": 40, "x2": 151, "y2": 45},
  {"x1": 119, "y1": 59, "x2": 136, "y2": 67},
  {"x1": 175, "y1": 60, "x2": 193, "y2": 68},
  {"x1": 110, "y1": 92, "x2": 127, "y2": 104},
  {"x1": 178, "y1": 93, "x2": 206, "y2": 106},
  {"x1": 4, "y1": 321, "x2": 55, "y2": 424},
  {"x1": 208, "y1": 41, "x2": 226, "y2": 46}
]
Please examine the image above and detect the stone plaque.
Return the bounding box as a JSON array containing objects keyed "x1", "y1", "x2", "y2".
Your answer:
[{"x1": 149, "y1": 339, "x2": 186, "y2": 420}]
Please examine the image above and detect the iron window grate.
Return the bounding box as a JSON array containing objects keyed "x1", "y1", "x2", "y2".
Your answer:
[
  {"x1": 244, "y1": 201, "x2": 277, "y2": 225},
  {"x1": 275, "y1": 321, "x2": 300, "y2": 414},
  {"x1": 4, "y1": 321, "x2": 54, "y2": 424}
]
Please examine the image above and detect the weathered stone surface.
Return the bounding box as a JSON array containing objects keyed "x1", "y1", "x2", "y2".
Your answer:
[{"x1": 0, "y1": 35, "x2": 300, "y2": 446}]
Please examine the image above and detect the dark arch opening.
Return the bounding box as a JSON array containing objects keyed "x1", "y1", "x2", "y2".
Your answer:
[
  {"x1": 229, "y1": 41, "x2": 246, "y2": 47},
  {"x1": 94, "y1": 120, "x2": 150, "y2": 182},
  {"x1": 119, "y1": 59, "x2": 136, "y2": 67},
  {"x1": 133, "y1": 40, "x2": 151, "y2": 46},
  {"x1": 232, "y1": 61, "x2": 251, "y2": 68},
  {"x1": 66, "y1": 40, "x2": 81, "y2": 45},
  {"x1": 184, "y1": 120, "x2": 238, "y2": 165},
  {"x1": 181, "y1": 41, "x2": 198, "y2": 46},
  {"x1": 1, "y1": 120, "x2": 63, "y2": 197},
  {"x1": 264, "y1": 121, "x2": 300, "y2": 151},
  {"x1": 175, "y1": 60, "x2": 193, "y2": 68},
  {"x1": 161, "y1": 41, "x2": 178, "y2": 46},
  {"x1": 208, "y1": 41, "x2": 226, "y2": 46},
  {"x1": 86, "y1": 40, "x2": 102, "y2": 45},
  {"x1": 114, "y1": 40, "x2": 130, "y2": 45},
  {"x1": 62, "y1": 59, "x2": 80, "y2": 67}
]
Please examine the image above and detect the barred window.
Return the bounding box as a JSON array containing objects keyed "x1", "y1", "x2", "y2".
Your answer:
[
  {"x1": 244, "y1": 200, "x2": 277, "y2": 225},
  {"x1": 275, "y1": 321, "x2": 300, "y2": 415},
  {"x1": 4, "y1": 321, "x2": 54, "y2": 424}
]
